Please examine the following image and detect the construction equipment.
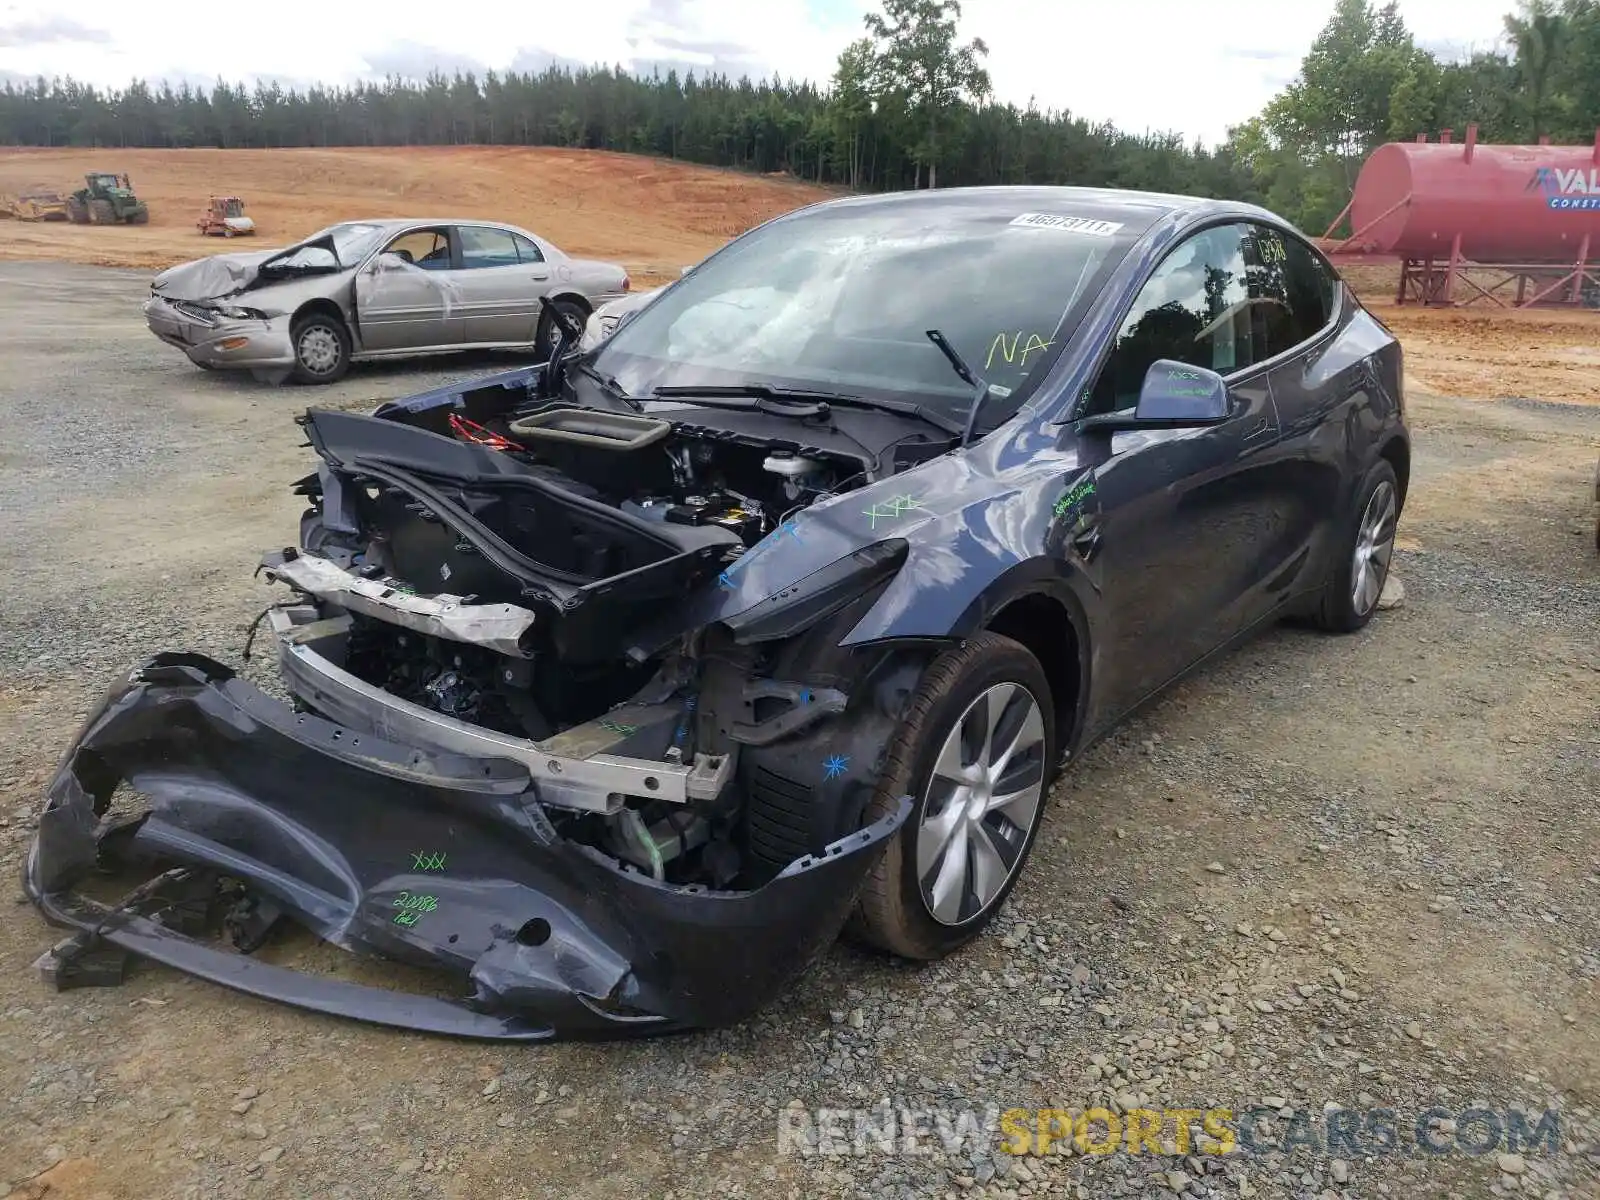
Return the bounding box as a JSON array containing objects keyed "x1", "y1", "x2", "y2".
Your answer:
[
  {"x1": 0, "y1": 187, "x2": 70, "y2": 221},
  {"x1": 66, "y1": 173, "x2": 150, "y2": 225},
  {"x1": 196, "y1": 195, "x2": 255, "y2": 237}
]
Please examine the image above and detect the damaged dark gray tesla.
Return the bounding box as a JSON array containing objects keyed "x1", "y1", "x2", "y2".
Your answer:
[{"x1": 27, "y1": 186, "x2": 1409, "y2": 1039}]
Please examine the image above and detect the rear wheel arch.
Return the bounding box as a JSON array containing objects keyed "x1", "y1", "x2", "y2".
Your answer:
[
  {"x1": 534, "y1": 292, "x2": 593, "y2": 357},
  {"x1": 1379, "y1": 434, "x2": 1410, "y2": 511},
  {"x1": 547, "y1": 290, "x2": 592, "y2": 316}
]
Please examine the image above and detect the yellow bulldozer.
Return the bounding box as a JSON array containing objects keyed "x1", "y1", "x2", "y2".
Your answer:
[{"x1": 0, "y1": 186, "x2": 70, "y2": 222}]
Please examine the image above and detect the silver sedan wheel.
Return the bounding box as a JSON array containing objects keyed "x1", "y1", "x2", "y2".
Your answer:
[
  {"x1": 297, "y1": 325, "x2": 342, "y2": 377},
  {"x1": 1351, "y1": 479, "x2": 1397, "y2": 616},
  {"x1": 916, "y1": 682, "x2": 1047, "y2": 927}
]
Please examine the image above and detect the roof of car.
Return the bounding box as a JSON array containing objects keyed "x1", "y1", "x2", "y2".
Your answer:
[
  {"x1": 340, "y1": 218, "x2": 532, "y2": 231},
  {"x1": 785, "y1": 184, "x2": 1281, "y2": 233}
]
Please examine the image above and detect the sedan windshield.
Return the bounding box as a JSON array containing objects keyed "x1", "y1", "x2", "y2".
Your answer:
[
  {"x1": 594, "y1": 198, "x2": 1143, "y2": 420},
  {"x1": 271, "y1": 222, "x2": 388, "y2": 271}
]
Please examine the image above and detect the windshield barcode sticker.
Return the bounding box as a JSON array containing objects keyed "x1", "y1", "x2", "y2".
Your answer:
[{"x1": 1010, "y1": 213, "x2": 1123, "y2": 236}]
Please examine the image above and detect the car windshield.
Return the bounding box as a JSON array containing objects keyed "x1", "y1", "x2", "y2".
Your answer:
[
  {"x1": 593, "y1": 198, "x2": 1143, "y2": 419},
  {"x1": 272, "y1": 222, "x2": 388, "y2": 270}
]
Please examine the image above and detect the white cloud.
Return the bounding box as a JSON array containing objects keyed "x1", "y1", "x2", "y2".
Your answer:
[
  {"x1": 0, "y1": 0, "x2": 1514, "y2": 146},
  {"x1": 958, "y1": 0, "x2": 1513, "y2": 144}
]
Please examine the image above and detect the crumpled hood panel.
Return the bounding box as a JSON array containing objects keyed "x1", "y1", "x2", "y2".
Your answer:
[{"x1": 150, "y1": 249, "x2": 285, "y2": 301}]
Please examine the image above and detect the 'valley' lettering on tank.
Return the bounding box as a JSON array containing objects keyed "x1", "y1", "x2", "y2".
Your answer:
[{"x1": 1529, "y1": 166, "x2": 1600, "y2": 210}]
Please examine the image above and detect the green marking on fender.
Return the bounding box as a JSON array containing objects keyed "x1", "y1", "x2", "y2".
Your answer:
[
  {"x1": 392, "y1": 891, "x2": 438, "y2": 926},
  {"x1": 1053, "y1": 479, "x2": 1096, "y2": 518},
  {"x1": 864, "y1": 495, "x2": 923, "y2": 530}
]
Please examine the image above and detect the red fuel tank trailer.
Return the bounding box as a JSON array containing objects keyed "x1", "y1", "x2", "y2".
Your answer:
[{"x1": 1328, "y1": 125, "x2": 1600, "y2": 307}]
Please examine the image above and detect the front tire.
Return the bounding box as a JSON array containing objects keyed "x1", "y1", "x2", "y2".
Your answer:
[
  {"x1": 290, "y1": 313, "x2": 351, "y2": 385},
  {"x1": 853, "y1": 633, "x2": 1056, "y2": 959},
  {"x1": 1315, "y1": 459, "x2": 1399, "y2": 632}
]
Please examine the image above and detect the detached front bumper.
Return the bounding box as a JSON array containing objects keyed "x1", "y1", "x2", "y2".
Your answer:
[
  {"x1": 142, "y1": 296, "x2": 295, "y2": 370},
  {"x1": 25, "y1": 653, "x2": 908, "y2": 1040}
]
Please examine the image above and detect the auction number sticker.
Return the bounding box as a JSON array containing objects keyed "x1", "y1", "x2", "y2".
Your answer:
[{"x1": 1009, "y1": 213, "x2": 1124, "y2": 237}]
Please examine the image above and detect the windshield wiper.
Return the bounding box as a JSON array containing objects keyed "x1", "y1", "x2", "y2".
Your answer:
[
  {"x1": 652, "y1": 384, "x2": 965, "y2": 437},
  {"x1": 823, "y1": 391, "x2": 965, "y2": 437},
  {"x1": 576, "y1": 360, "x2": 644, "y2": 411},
  {"x1": 925, "y1": 329, "x2": 994, "y2": 448},
  {"x1": 649, "y1": 384, "x2": 840, "y2": 419},
  {"x1": 652, "y1": 383, "x2": 852, "y2": 403}
]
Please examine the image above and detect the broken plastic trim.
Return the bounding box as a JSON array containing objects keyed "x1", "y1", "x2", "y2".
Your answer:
[
  {"x1": 722, "y1": 539, "x2": 909, "y2": 644},
  {"x1": 25, "y1": 652, "x2": 912, "y2": 1040}
]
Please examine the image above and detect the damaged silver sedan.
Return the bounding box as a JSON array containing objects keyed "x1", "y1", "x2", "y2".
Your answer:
[{"x1": 143, "y1": 218, "x2": 631, "y2": 384}]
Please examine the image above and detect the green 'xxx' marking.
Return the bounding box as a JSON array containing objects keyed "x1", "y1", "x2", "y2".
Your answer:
[{"x1": 864, "y1": 495, "x2": 923, "y2": 530}]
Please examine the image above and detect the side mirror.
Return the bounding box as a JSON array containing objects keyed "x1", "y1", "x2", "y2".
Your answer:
[
  {"x1": 1078, "y1": 360, "x2": 1231, "y2": 435},
  {"x1": 1134, "y1": 360, "x2": 1229, "y2": 422}
]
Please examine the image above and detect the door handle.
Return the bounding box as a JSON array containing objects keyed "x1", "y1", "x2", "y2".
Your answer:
[
  {"x1": 1071, "y1": 523, "x2": 1103, "y2": 562},
  {"x1": 530, "y1": 270, "x2": 550, "y2": 281},
  {"x1": 1243, "y1": 418, "x2": 1272, "y2": 441}
]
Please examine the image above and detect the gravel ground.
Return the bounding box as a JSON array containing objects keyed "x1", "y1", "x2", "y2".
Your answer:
[{"x1": 1, "y1": 262, "x2": 1597, "y2": 1200}]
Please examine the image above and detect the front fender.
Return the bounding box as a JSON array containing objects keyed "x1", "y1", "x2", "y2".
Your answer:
[{"x1": 840, "y1": 467, "x2": 1102, "y2": 646}]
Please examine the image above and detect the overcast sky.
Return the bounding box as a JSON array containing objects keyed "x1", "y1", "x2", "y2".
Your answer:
[{"x1": 0, "y1": 0, "x2": 1516, "y2": 146}]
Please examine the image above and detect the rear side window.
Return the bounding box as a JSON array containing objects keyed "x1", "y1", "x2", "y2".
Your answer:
[
  {"x1": 458, "y1": 226, "x2": 521, "y2": 269},
  {"x1": 1282, "y1": 230, "x2": 1338, "y2": 343},
  {"x1": 1251, "y1": 224, "x2": 1340, "y2": 355},
  {"x1": 1085, "y1": 222, "x2": 1269, "y2": 415},
  {"x1": 513, "y1": 233, "x2": 545, "y2": 264},
  {"x1": 1242, "y1": 225, "x2": 1296, "y2": 360}
]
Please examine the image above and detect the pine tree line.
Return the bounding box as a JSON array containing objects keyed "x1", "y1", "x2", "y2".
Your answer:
[
  {"x1": 0, "y1": 67, "x2": 1251, "y2": 201},
  {"x1": 2, "y1": 0, "x2": 1598, "y2": 233}
]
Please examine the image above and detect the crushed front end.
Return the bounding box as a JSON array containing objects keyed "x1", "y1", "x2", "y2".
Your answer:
[
  {"x1": 25, "y1": 368, "x2": 936, "y2": 1038},
  {"x1": 26, "y1": 652, "x2": 907, "y2": 1039}
]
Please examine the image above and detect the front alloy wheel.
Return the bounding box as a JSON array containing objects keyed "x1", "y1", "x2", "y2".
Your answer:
[
  {"x1": 916, "y1": 683, "x2": 1047, "y2": 925},
  {"x1": 854, "y1": 632, "x2": 1057, "y2": 959}
]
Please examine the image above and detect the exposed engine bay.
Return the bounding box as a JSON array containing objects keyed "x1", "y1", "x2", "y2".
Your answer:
[
  {"x1": 318, "y1": 401, "x2": 863, "y2": 733},
  {"x1": 260, "y1": 366, "x2": 943, "y2": 892}
]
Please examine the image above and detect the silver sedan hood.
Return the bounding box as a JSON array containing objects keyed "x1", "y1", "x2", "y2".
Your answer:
[{"x1": 150, "y1": 249, "x2": 285, "y2": 301}]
